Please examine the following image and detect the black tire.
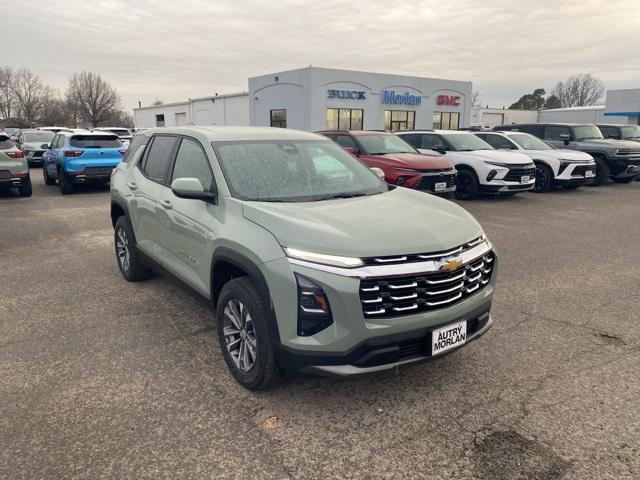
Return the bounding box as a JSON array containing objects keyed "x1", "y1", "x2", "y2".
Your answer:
[
  {"x1": 216, "y1": 277, "x2": 281, "y2": 390},
  {"x1": 589, "y1": 157, "x2": 610, "y2": 186},
  {"x1": 562, "y1": 184, "x2": 581, "y2": 190},
  {"x1": 114, "y1": 215, "x2": 152, "y2": 282},
  {"x1": 533, "y1": 163, "x2": 553, "y2": 193},
  {"x1": 18, "y1": 177, "x2": 32, "y2": 197},
  {"x1": 612, "y1": 176, "x2": 635, "y2": 184},
  {"x1": 43, "y1": 167, "x2": 55, "y2": 185},
  {"x1": 58, "y1": 169, "x2": 74, "y2": 194},
  {"x1": 455, "y1": 169, "x2": 479, "y2": 200}
]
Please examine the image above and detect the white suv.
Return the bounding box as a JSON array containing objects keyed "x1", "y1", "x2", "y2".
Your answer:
[
  {"x1": 397, "y1": 130, "x2": 535, "y2": 200},
  {"x1": 473, "y1": 131, "x2": 596, "y2": 192}
]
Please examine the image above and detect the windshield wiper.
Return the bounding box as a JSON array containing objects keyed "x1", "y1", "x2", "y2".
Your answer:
[{"x1": 316, "y1": 192, "x2": 369, "y2": 201}]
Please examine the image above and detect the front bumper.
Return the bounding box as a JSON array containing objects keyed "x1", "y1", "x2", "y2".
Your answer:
[
  {"x1": 480, "y1": 181, "x2": 534, "y2": 194},
  {"x1": 277, "y1": 303, "x2": 493, "y2": 376},
  {"x1": 612, "y1": 162, "x2": 640, "y2": 179},
  {"x1": 24, "y1": 150, "x2": 45, "y2": 166}
]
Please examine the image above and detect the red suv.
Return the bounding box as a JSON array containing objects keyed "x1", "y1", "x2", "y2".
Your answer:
[{"x1": 318, "y1": 130, "x2": 456, "y2": 194}]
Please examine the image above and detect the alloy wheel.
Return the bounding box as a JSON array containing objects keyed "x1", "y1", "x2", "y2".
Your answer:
[
  {"x1": 223, "y1": 299, "x2": 257, "y2": 372},
  {"x1": 115, "y1": 227, "x2": 130, "y2": 272}
]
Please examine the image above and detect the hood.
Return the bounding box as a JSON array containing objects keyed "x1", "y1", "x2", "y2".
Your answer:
[
  {"x1": 449, "y1": 149, "x2": 533, "y2": 165},
  {"x1": 524, "y1": 149, "x2": 594, "y2": 162},
  {"x1": 580, "y1": 138, "x2": 640, "y2": 148},
  {"x1": 375, "y1": 152, "x2": 453, "y2": 170},
  {"x1": 242, "y1": 188, "x2": 483, "y2": 258},
  {"x1": 22, "y1": 141, "x2": 49, "y2": 150}
]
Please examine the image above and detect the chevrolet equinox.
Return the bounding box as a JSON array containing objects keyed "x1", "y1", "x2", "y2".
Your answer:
[{"x1": 110, "y1": 127, "x2": 498, "y2": 390}]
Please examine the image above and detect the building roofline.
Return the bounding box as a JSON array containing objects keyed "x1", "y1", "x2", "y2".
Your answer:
[{"x1": 133, "y1": 91, "x2": 248, "y2": 111}]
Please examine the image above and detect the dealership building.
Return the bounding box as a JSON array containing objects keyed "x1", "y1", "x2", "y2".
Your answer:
[{"x1": 133, "y1": 66, "x2": 472, "y2": 131}]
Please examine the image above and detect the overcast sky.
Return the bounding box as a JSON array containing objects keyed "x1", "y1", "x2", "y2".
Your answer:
[{"x1": 5, "y1": 0, "x2": 640, "y2": 110}]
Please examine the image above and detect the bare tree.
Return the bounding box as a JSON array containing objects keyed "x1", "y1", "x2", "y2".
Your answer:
[
  {"x1": 67, "y1": 72, "x2": 119, "y2": 127},
  {"x1": 0, "y1": 67, "x2": 15, "y2": 120},
  {"x1": 550, "y1": 73, "x2": 605, "y2": 107},
  {"x1": 471, "y1": 90, "x2": 482, "y2": 108},
  {"x1": 11, "y1": 67, "x2": 46, "y2": 124}
]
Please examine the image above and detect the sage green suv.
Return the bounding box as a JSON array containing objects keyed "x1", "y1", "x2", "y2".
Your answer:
[{"x1": 110, "y1": 127, "x2": 498, "y2": 390}]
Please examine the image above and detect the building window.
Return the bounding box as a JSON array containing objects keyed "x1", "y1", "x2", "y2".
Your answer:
[
  {"x1": 326, "y1": 108, "x2": 363, "y2": 130},
  {"x1": 155, "y1": 114, "x2": 165, "y2": 127},
  {"x1": 270, "y1": 109, "x2": 287, "y2": 128},
  {"x1": 384, "y1": 110, "x2": 415, "y2": 131},
  {"x1": 433, "y1": 112, "x2": 460, "y2": 130}
]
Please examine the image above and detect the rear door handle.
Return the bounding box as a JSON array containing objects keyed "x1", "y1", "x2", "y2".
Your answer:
[
  {"x1": 160, "y1": 200, "x2": 173, "y2": 210},
  {"x1": 127, "y1": 182, "x2": 137, "y2": 190}
]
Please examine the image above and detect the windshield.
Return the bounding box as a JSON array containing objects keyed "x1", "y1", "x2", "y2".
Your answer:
[
  {"x1": 620, "y1": 125, "x2": 640, "y2": 139},
  {"x1": 213, "y1": 139, "x2": 388, "y2": 202},
  {"x1": 508, "y1": 133, "x2": 554, "y2": 150},
  {"x1": 573, "y1": 125, "x2": 603, "y2": 140},
  {"x1": 70, "y1": 135, "x2": 122, "y2": 148},
  {"x1": 106, "y1": 129, "x2": 130, "y2": 137},
  {"x1": 23, "y1": 131, "x2": 55, "y2": 143},
  {"x1": 353, "y1": 134, "x2": 416, "y2": 155},
  {"x1": 441, "y1": 133, "x2": 493, "y2": 151}
]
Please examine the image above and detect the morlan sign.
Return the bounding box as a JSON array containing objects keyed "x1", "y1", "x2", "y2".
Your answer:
[{"x1": 381, "y1": 90, "x2": 422, "y2": 105}]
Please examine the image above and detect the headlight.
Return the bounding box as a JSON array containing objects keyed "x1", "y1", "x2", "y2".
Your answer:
[
  {"x1": 284, "y1": 247, "x2": 364, "y2": 268},
  {"x1": 393, "y1": 167, "x2": 420, "y2": 173}
]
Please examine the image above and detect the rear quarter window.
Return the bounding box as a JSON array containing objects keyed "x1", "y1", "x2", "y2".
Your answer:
[
  {"x1": 70, "y1": 135, "x2": 122, "y2": 148},
  {"x1": 123, "y1": 134, "x2": 148, "y2": 163},
  {"x1": 0, "y1": 136, "x2": 14, "y2": 149}
]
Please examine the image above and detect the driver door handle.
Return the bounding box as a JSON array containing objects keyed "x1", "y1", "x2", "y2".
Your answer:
[
  {"x1": 127, "y1": 182, "x2": 137, "y2": 190},
  {"x1": 160, "y1": 200, "x2": 173, "y2": 210}
]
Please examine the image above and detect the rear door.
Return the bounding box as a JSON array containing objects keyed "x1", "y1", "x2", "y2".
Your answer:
[
  {"x1": 131, "y1": 134, "x2": 179, "y2": 261},
  {"x1": 156, "y1": 136, "x2": 218, "y2": 296}
]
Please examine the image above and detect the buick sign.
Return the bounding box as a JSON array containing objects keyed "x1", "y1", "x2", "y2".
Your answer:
[
  {"x1": 381, "y1": 90, "x2": 422, "y2": 105},
  {"x1": 327, "y1": 89, "x2": 366, "y2": 99}
]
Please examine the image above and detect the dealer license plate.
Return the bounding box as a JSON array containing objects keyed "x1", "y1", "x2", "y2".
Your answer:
[
  {"x1": 431, "y1": 320, "x2": 467, "y2": 356},
  {"x1": 520, "y1": 175, "x2": 530, "y2": 184},
  {"x1": 585, "y1": 170, "x2": 595, "y2": 178},
  {"x1": 435, "y1": 182, "x2": 447, "y2": 192}
]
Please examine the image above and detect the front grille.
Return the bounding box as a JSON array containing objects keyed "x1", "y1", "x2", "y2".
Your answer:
[
  {"x1": 360, "y1": 251, "x2": 495, "y2": 319},
  {"x1": 616, "y1": 149, "x2": 640, "y2": 155},
  {"x1": 503, "y1": 166, "x2": 535, "y2": 182},
  {"x1": 414, "y1": 172, "x2": 456, "y2": 191},
  {"x1": 573, "y1": 165, "x2": 595, "y2": 176},
  {"x1": 363, "y1": 236, "x2": 485, "y2": 266},
  {"x1": 83, "y1": 167, "x2": 114, "y2": 176}
]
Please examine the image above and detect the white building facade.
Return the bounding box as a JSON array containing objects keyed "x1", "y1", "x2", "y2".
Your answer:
[{"x1": 248, "y1": 66, "x2": 472, "y2": 131}]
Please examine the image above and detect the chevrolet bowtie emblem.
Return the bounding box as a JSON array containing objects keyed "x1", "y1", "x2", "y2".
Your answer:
[{"x1": 439, "y1": 257, "x2": 462, "y2": 272}]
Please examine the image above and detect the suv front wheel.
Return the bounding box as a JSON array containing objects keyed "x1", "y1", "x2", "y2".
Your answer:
[{"x1": 216, "y1": 277, "x2": 281, "y2": 390}]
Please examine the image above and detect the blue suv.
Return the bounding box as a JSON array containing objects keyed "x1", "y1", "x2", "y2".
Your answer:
[{"x1": 43, "y1": 131, "x2": 125, "y2": 194}]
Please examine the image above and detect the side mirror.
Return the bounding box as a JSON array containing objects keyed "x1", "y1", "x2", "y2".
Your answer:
[
  {"x1": 41, "y1": 143, "x2": 50, "y2": 149},
  {"x1": 171, "y1": 177, "x2": 216, "y2": 202},
  {"x1": 432, "y1": 144, "x2": 447, "y2": 154},
  {"x1": 344, "y1": 146, "x2": 357, "y2": 156},
  {"x1": 370, "y1": 167, "x2": 385, "y2": 180},
  {"x1": 559, "y1": 134, "x2": 570, "y2": 145}
]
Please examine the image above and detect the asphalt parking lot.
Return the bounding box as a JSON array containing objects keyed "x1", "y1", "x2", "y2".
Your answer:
[{"x1": 1, "y1": 172, "x2": 639, "y2": 480}]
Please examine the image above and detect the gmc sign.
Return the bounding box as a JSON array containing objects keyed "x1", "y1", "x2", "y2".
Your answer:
[{"x1": 437, "y1": 95, "x2": 461, "y2": 106}]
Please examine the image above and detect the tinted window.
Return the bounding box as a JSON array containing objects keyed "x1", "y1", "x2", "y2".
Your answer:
[
  {"x1": 143, "y1": 135, "x2": 177, "y2": 183},
  {"x1": 544, "y1": 126, "x2": 571, "y2": 141},
  {"x1": 478, "y1": 133, "x2": 516, "y2": 149},
  {"x1": 0, "y1": 136, "x2": 13, "y2": 149},
  {"x1": 70, "y1": 135, "x2": 122, "y2": 148},
  {"x1": 598, "y1": 126, "x2": 618, "y2": 138},
  {"x1": 171, "y1": 138, "x2": 214, "y2": 190},
  {"x1": 123, "y1": 134, "x2": 148, "y2": 163},
  {"x1": 334, "y1": 135, "x2": 357, "y2": 149}
]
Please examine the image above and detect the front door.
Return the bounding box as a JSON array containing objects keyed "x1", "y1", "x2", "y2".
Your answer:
[{"x1": 156, "y1": 136, "x2": 219, "y2": 296}]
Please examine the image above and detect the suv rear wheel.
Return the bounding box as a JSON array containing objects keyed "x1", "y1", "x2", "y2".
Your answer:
[
  {"x1": 58, "y1": 170, "x2": 74, "y2": 194},
  {"x1": 43, "y1": 168, "x2": 55, "y2": 185},
  {"x1": 216, "y1": 277, "x2": 281, "y2": 390},
  {"x1": 114, "y1": 216, "x2": 152, "y2": 281}
]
